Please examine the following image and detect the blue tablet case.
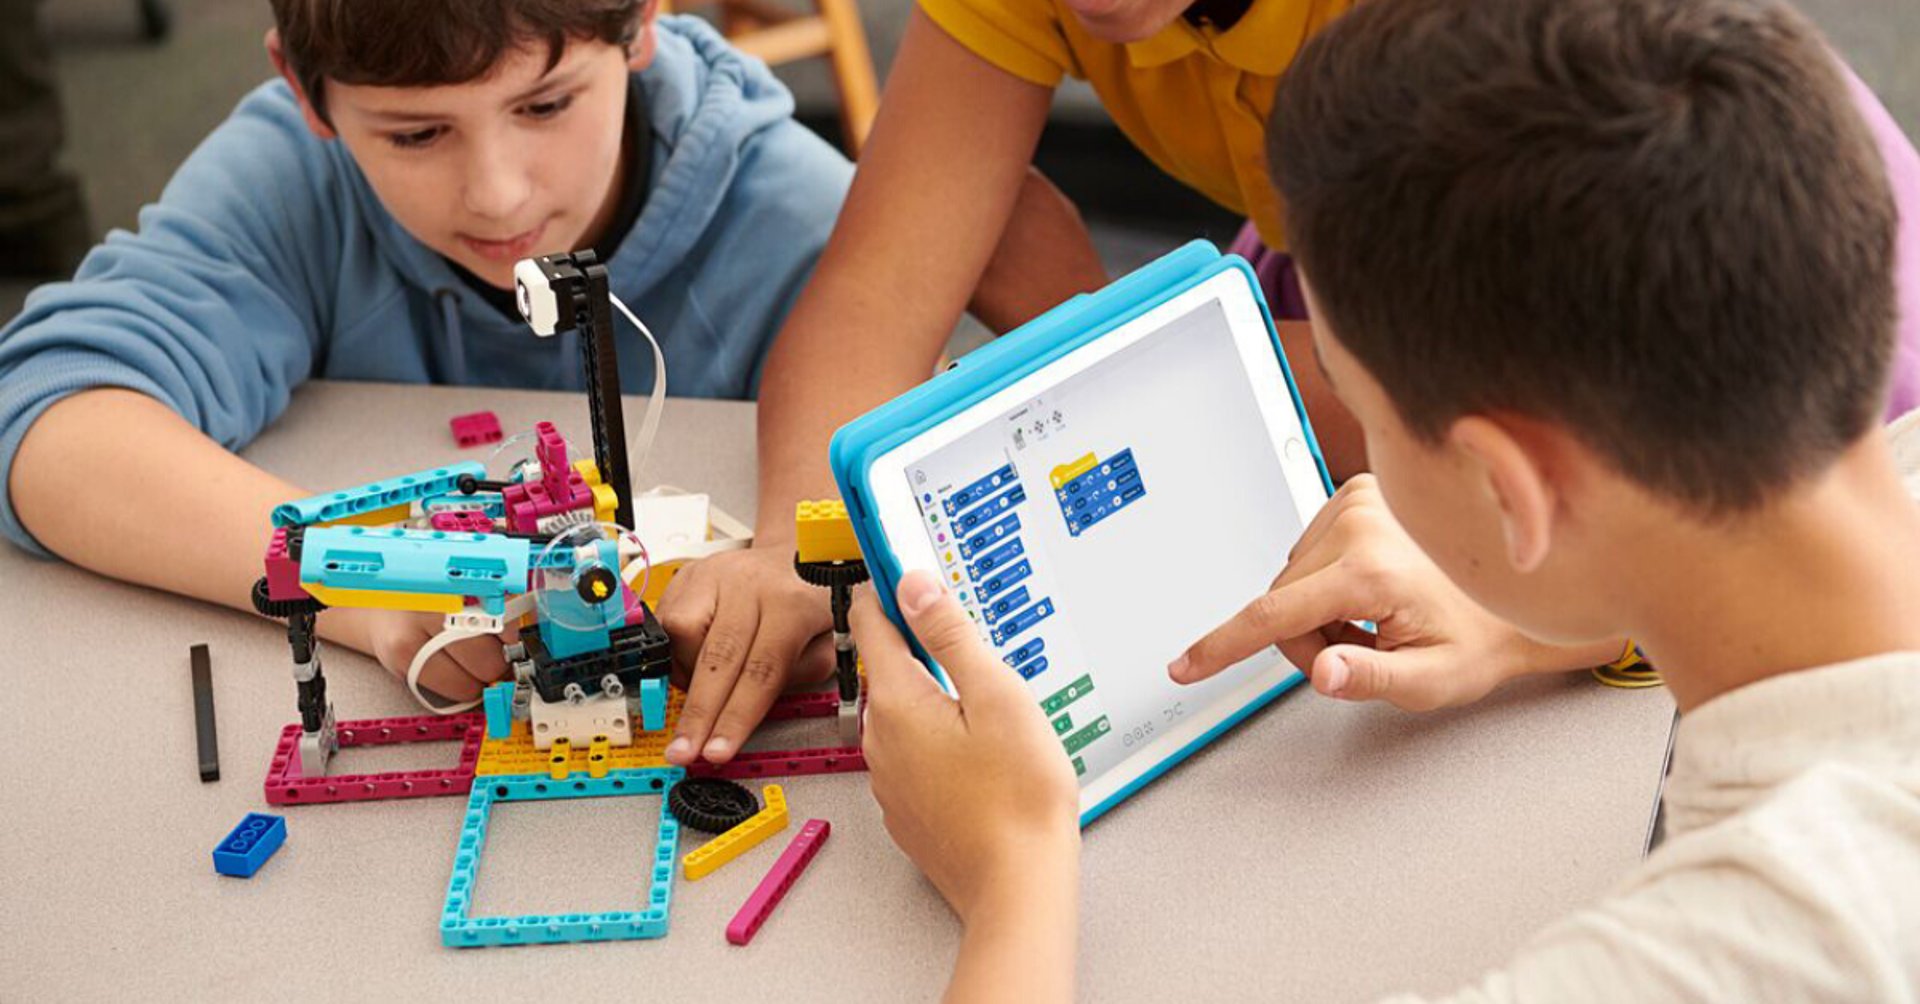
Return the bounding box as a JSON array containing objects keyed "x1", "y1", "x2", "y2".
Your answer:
[{"x1": 829, "y1": 240, "x2": 1334, "y2": 823}]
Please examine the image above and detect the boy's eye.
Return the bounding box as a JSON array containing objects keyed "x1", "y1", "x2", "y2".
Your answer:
[
  {"x1": 522, "y1": 93, "x2": 575, "y2": 120},
  {"x1": 388, "y1": 126, "x2": 445, "y2": 150}
]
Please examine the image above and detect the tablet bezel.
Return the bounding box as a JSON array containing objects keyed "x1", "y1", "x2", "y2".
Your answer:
[{"x1": 860, "y1": 267, "x2": 1331, "y2": 821}]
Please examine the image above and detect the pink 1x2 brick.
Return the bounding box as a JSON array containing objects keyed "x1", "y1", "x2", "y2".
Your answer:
[{"x1": 450, "y1": 411, "x2": 503, "y2": 448}]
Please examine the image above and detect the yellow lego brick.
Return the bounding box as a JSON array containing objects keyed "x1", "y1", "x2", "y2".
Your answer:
[
  {"x1": 300, "y1": 583, "x2": 464, "y2": 614},
  {"x1": 1049, "y1": 453, "x2": 1098, "y2": 490},
  {"x1": 573, "y1": 459, "x2": 603, "y2": 485},
  {"x1": 587, "y1": 735, "x2": 611, "y2": 778},
  {"x1": 591, "y1": 483, "x2": 619, "y2": 525},
  {"x1": 315, "y1": 503, "x2": 413, "y2": 528},
  {"x1": 796, "y1": 499, "x2": 860, "y2": 563},
  {"x1": 682, "y1": 785, "x2": 789, "y2": 881},
  {"x1": 548, "y1": 738, "x2": 572, "y2": 780},
  {"x1": 476, "y1": 692, "x2": 685, "y2": 777}
]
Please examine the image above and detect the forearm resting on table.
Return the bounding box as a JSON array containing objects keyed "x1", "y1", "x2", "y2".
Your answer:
[
  {"x1": 9, "y1": 388, "x2": 371, "y2": 651},
  {"x1": 946, "y1": 857, "x2": 1080, "y2": 1004}
]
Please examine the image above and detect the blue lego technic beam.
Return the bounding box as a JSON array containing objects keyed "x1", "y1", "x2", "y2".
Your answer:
[
  {"x1": 272, "y1": 462, "x2": 488, "y2": 528},
  {"x1": 299, "y1": 526, "x2": 532, "y2": 614}
]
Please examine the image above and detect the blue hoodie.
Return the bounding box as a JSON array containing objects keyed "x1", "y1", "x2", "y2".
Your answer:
[{"x1": 0, "y1": 17, "x2": 851, "y2": 557}]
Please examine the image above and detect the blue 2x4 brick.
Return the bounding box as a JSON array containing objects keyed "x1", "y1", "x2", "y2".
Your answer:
[{"x1": 213, "y1": 813, "x2": 286, "y2": 878}]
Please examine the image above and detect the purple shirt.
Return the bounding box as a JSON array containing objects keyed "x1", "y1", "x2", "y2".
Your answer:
[{"x1": 1234, "y1": 64, "x2": 1920, "y2": 422}]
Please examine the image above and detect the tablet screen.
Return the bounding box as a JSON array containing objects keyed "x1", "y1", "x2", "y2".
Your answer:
[{"x1": 867, "y1": 271, "x2": 1327, "y2": 816}]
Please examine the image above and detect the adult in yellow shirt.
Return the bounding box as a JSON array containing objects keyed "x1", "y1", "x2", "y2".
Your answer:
[{"x1": 657, "y1": 0, "x2": 1364, "y2": 769}]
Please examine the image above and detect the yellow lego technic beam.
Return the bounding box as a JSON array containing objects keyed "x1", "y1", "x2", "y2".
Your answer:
[
  {"x1": 795, "y1": 500, "x2": 860, "y2": 563},
  {"x1": 683, "y1": 785, "x2": 789, "y2": 880}
]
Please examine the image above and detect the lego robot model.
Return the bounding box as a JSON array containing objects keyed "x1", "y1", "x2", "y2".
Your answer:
[{"x1": 250, "y1": 250, "x2": 676, "y2": 777}]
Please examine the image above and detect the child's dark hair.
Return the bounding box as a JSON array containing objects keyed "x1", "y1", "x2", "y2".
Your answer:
[
  {"x1": 1270, "y1": 0, "x2": 1898, "y2": 514},
  {"x1": 271, "y1": 0, "x2": 642, "y2": 126}
]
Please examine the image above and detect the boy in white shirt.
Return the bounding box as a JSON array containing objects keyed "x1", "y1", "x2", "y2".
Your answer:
[{"x1": 844, "y1": 0, "x2": 1920, "y2": 999}]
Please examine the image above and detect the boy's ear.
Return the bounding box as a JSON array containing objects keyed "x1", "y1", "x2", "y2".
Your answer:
[
  {"x1": 1446, "y1": 415, "x2": 1559, "y2": 574},
  {"x1": 265, "y1": 28, "x2": 337, "y2": 141},
  {"x1": 627, "y1": 0, "x2": 663, "y2": 71}
]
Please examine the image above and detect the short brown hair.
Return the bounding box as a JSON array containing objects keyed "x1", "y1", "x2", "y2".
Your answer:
[
  {"x1": 1270, "y1": 0, "x2": 1898, "y2": 514},
  {"x1": 271, "y1": 0, "x2": 642, "y2": 125}
]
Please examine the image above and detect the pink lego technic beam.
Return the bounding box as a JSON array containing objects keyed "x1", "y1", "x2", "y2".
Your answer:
[
  {"x1": 727, "y1": 819, "x2": 831, "y2": 946},
  {"x1": 685, "y1": 746, "x2": 867, "y2": 781},
  {"x1": 762, "y1": 691, "x2": 841, "y2": 722},
  {"x1": 263, "y1": 714, "x2": 483, "y2": 806}
]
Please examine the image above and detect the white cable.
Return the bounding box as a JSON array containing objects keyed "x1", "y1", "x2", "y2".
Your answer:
[
  {"x1": 609, "y1": 292, "x2": 667, "y2": 490},
  {"x1": 406, "y1": 624, "x2": 494, "y2": 714}
]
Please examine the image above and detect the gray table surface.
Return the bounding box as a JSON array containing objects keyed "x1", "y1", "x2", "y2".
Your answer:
[{"x1": 0, "y1": 381, "x2": 1676, "y2": 1002}]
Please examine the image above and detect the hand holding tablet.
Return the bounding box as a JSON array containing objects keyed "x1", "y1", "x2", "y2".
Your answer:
[{"x1": 833, "y1": 241, "x2": 1334, "y2": 823}]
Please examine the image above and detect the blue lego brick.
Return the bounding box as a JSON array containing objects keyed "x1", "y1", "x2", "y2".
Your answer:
[
  {"x1": 953, "y1": 484, "x2": 1027, "y2": 534},
  {"x1": 272, "y1": 462, "x2": 487, "y2": 527},
  {"x1": 483, "y1": 682, "x2": 516, "y2": 739},
  {"x1": 990, "y1": 597, "x2": 1055, "y2": 646},
  {"x1": 442, "y1": 768, "x2": 683, "y2": 948},
  {"x1": 1056, "y1": 449, "x2": 1146, "y2": 537},
  {"x1": 966, "y1": 536, "x2": 1025, "y2": 578},
  {"x1": 1016, "y1": 655, "x2": 1051, "y2": 680},
  {"x1": 943, "y1": 464, "x2": 1016, "y2": 516},
  {"x1": 299, "y1": 525, "x2": 531, "y2": 613},
  {"x1": 976, "y1": 558, "x2": 1032, "y2": 602},
  {"x1": 1002, "y1": 637, "x2": 1045, "y2": 667},
  {"x1": 958, "y1": 514, "x2": 1022, "y2": 560},
  {"x1": 981, "y1": 586, "x2": 1031, "y2": 626},
  {"x1": 640, "y1": 677, "x2": 668, "y2": 733},
  {"x1": 213, "y1": 813, "x2": 286, "y2": 878}
]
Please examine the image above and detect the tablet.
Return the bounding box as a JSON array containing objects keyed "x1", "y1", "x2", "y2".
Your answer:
[{"x1": 831, "y1": 242, "x2": 1332, "y2": 823}]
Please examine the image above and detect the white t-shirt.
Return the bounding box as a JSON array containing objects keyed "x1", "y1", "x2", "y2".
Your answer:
[{"x1": 1391, "y1": 415, "x2": 1920, "y2": 1003}]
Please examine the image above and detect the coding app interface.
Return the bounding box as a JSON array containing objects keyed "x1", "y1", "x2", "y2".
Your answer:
[{"x1": 905, "y1": 299, "x2": 1308, "y2": 785}]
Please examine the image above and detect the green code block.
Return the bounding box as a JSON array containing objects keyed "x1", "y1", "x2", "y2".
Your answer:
[
  {"x1": 1041, "y1": 674, "x2": 1095, "y2": 716},
  {"x1": 1051, "y1": 713, "x2": 1073, "y2": 735},
  {"x1": 1062, "y1": 715, "x2": 1111, "y2": 756},
  {"x1": 1072, "y1": 756, "x2": 1086, "y2": 777}
]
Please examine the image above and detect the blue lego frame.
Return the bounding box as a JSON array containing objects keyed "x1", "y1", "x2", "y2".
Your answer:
[
  {"x1": 828, "y1": 241, "x2": 1335, "y2": 827},
  {"x1": 441, "y1": 767, "x2": 685, "y2": 948}
]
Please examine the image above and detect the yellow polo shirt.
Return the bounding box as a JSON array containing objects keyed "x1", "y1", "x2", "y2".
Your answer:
[{"x1": 919, "y1": 0, "x2": 1353, "y2": 248}]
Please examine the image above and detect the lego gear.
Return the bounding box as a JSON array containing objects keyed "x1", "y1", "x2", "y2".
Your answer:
[
  {"x1": 250, "y1": 576, "x2": 325, "y2": 618},
  {"x1": 794, "y1": 556, "x2": 870, "y2": 589},
  {"x1": 668, "y1": 777, "x2": 761, "y2": 835}
]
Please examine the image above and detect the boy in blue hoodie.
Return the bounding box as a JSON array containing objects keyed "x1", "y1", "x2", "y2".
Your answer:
[{"x1": 0, "y1": 1, "x2": 880, "y2": 713}]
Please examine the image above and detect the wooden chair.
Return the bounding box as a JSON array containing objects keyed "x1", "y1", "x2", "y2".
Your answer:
[{"x1": 666, "y1": 0, "x2": 880, "y2": 154}]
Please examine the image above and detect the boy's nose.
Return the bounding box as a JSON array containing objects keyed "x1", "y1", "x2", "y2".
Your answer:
[{"x1": 461, "y1": 146, "x2": 534, "y2": 223}]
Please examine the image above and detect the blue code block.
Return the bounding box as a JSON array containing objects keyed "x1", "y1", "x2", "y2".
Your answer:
[
  {"x1": 1016, "y1": 655, "x2": 1051, "y2": 680},
  {"x1": 953, "y1": 484, "x2": 1027, "y2": 534},
  {"x1": 981, "y1": 586, "x2": 1031, "y2": 626},
  {"x1": 991, "y1": 597, "x2": 1055, "y2": 646},
  {"x1": 961, "y1": 517, "x2": 1023, "y2": 561},
  {"x1": 1057, "y1": 449, "x2": 1145, "y2": 537},
  {"x1": 1003, "y1": 637, "x2": 1045, "y2": 667},
  {"x1": 967, "y1": 537, "x2": 1026, "y2": 579},
  {"x1": 213, "y1": 813, "x2": 286, "y2": 878},
  {"x1": 977, "y1": 558, "x2": 1032, "y2": 602},
  {"x1": 944, "y1": 464, "x2": 1016, "y2": 516}
]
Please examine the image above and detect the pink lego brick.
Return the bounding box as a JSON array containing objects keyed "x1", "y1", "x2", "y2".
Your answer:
[
  {"x1": 430, "y1": 511, "x2": 497, "y2": 534},
  {"x1": 727, "y1": 819, "x2": 831, "y2": 946},
  {"x1": 449, "y1": 411, "x2": 503, "y2": 448},
  {"x1": 262, "y1": 528, "x2": 307, "y2": 602},
  {"x1": 686, "y1": 746, "x2": 867, "y2": 782},
  {"x1": 263, "y1": 713, "x2": 483, "y2": 806},
  {"x1": 532, "y1": 421, "x2": 570, "y2": 493},
  {"x1": 762, "y1": 692, "x2": 842, "y2": 722}
]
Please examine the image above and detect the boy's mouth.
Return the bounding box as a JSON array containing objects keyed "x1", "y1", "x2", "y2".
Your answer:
[{"x1": 460, "y1": 222, "x2": 549, "y2": 264}]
